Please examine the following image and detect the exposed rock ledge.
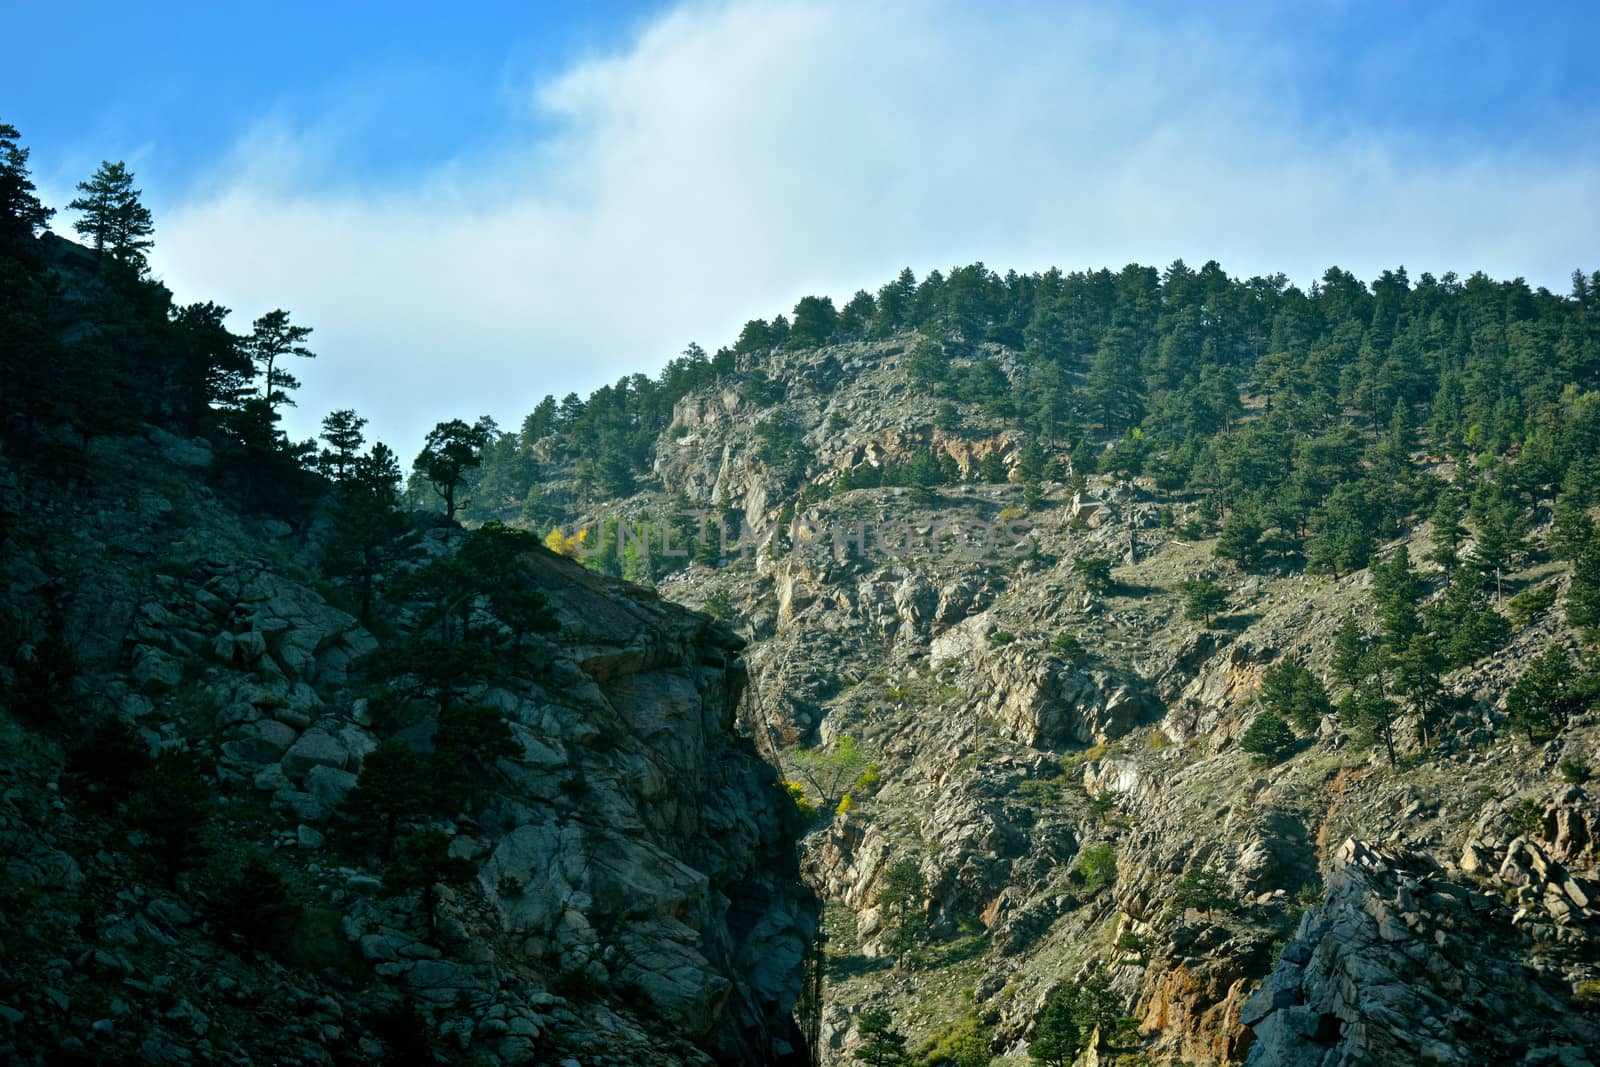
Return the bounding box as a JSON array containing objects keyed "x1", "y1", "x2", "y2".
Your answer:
[{"x1": 1244, "y1": 838, "x2": 1599, "y2": 1066}]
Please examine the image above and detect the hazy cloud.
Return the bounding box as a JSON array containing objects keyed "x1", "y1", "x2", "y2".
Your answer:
[{"x1": 147, "y1": 0, "x2": 1600, "y2": 456}]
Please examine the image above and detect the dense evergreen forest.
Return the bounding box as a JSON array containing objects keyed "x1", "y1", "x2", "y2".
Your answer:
[
  {"x1": 448, "y1": 252, "x2": 1600, "y2": 518},
  {"x1": 448, "y1": 236, "x2": 1600, "y2": 601}
]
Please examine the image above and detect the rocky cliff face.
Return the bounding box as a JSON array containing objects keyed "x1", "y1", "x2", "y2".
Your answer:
[
  {"x1": 555, "y1": 337, "x2": 1600, "y2": 1065},
  {"x1": 0, "y1": 426, "x2": 815, "y2": 1065},
  {"x1": 1244, "y1": 836, "x2": 1599, "y2": 1065}
]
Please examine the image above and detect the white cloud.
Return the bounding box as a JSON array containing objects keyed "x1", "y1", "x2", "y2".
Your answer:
[{"x1": 149, "y1": 0, "x2": 1600, "y2": 458}]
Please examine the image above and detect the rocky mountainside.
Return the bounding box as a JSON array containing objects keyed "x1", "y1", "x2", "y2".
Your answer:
[
  {"x1": 549, "y1": 336, "x2": 1600, "y2": 1065},
  {"x1": 0, "y1": 425, "x2": 815, "y2": 1065}
]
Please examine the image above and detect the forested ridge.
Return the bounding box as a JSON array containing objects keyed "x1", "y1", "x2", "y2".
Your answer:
[{"x1": 456, "y1": 250, "x2": 1600, "y2": 590}]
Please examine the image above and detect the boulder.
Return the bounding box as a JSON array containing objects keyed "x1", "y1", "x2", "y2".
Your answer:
[
  {"x1": 223, "y1": 719, "x2": 298, "y2": 764},
  {"x1": 130, "y1": 647, "x2": 182, "y2": 694},
  {"x1": 1083, "y1": 755, "x2": 1141, "y2": 797},
  {"x1": 304, "y1": 764, "x2": 357, "y2": 807},
  {"x1": 281, "y1": 728, "x2": 349, "y2": 780}
]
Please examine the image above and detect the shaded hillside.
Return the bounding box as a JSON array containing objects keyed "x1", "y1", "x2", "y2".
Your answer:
[
  {"x1": 0, "y1": 129, "x2": 816, "y2": 1066},
  {"x1": 0, "y1": 427, "x2": 816, "y2": 1064}
]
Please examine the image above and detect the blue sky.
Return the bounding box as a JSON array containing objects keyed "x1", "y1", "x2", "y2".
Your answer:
[
  {"x1": 10, "y1": 3, "x2": 670, "y2": 195},
  {"x1": 6, "y1": 1, "x2": 1598, "y2": 457}
]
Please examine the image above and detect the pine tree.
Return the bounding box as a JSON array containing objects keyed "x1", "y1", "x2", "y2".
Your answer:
[
  {"x1": 1428, "y1": 489, "x2": 1466, "y2": 578},
  {"x1": 1240, "y1": 712, "x2": 1297, "y2": 763},
  {"x1": 1068, "y1": 963, "x2": 1123, "y2": 1036},
  {"x1": 432, "y1": 703, "x2": 518, "y2": 807},
  {"x1": 1392, "y1": 631, "x2": 1446, "y2": 745},
  {"x1": 838, "y1": 290, "x2": 876, "y2": 338},
  {"x1": 1568, "y1": 532, "x2": 1600, "y2": 631},
  {"x1": 1028, "y1": 990, "x2": 1082, "y2": 1067},
  {"x1": 383, "y1": 829, "x2": 478, "y2": 941},
  {"x1": 318, "y1": 409, "x2": 368, "y2": 481},
  {"x1": 1505, "y1": 645, "x2": 1584, "y2": 740},
  {"x1": 1073, "y1": 557, "x2": 1115, "y2": 594},
  {"x1": 1331, "y1": 616, "x2": 1371, "y2": 686},
  {"x1": 872, "y1": 268, "x2": 917, "y2": 336},
  {"x1": 457, "y1": 521, "x2": 559, "y2": 669},
  {"x1": 413, "y1": 418, "x2": 493, "y2": 520},
  {"x1": 790, "y1": 294, "x2": 838, "y2": 348},
  {"x1": 0, "y1": 122, "x2": 54, "y2": 246},
  {"x1": 854, "y1": 1009, "x2": 909, "y2": 1067},
  {"x1": 1468, "y1": 485, "x2": 1524, "y2": 605},
  {"x1": 165, "y1": 300, "x2": 252, "y2": 433},
  {"x1": 1088, "y1": 323, "x2": 1145, "y2": 432},
  {"x1": 1551, "y1": 484, "x2": 1595, "y2": 563},
  {"x1": 876, "y1": 860, "x2": 928, "y2": 961},
  {"x1": 1169, "y1": 865, "x2": 1233, "y2": 921},
  {"x1": 1371, "y1": 547, "x2": 1422, "y2": 654},
  {"x1": 247, "y1": 309, "x2": 316, "y2": 412},
  {"x1": 343, "y1": 741, "x2": 434, "y2": 854},
  {"x1": 1258, "y1": 657, "x2": 1332, "y2": 732},
  {"x1": 68, "y1": 160, "x2": 154, "y2": 269},
  {"x1": 1179, "y1": 577, "x2": 1228, "y2": 627},
  {"x1": 1216, "y1": 505, "x2": 1267, "y2": 570},
  {"x1": 324, "y1": 443, "x2": 420, "y2": 624},
  {"x1": 1305, "y1": 483, "x2": 1375, "y2": 577},
  {"x1": 1339, "y1": 681, "x2": 1399, "y2": 766},
  {"x1": 907, "y1": 338, "x2": 948, "y2": 387}
]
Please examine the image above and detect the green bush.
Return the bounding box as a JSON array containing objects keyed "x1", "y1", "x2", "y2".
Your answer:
[
  {"x1": 1508, "y1": 797, "x2": 1545, "y2": 839},
  {"x1": 703, "y1": 588, "x2": 733, "y2": 618},
  {"x1": 1239, "y1": 712, "x2": 1298, "y2": 764},
  {"x1": 1051, "y1": 633, "x2": 1089, "y2": 662},
  {"x1": 917, "y1": 1009, "x2": 991, "y2": 1067},
  {"x1": 1077, "y1": 843, "x2": 1117, "y2": 894},
  {"x1": 1258, "y1": 657, "x2": 1332, "y2": 732},
  {"x1": 1115, "y1": 930, "x2": 1152, "y2": 955},
  {"x1": 9, "y1": 623, "x2": 79, "y2": 728},
  {"x1": 1507, "y1": 583, "x2": 1557, "y2": 629},
  {"x1": 126, "y1": 747, "x2": 214, "y2": 880},
  {"x1": 1167, "y1": 864, "x2": 1233, "y2": 922}
]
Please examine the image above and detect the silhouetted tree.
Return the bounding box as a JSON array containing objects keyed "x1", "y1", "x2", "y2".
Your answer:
[
  {"x1": 68, "y1": 160, "x2": 153, "y2": 269},
  {"x1": 324, "y1": 443, "x2": 421, "y2": 623},
  {"x1": 247, "y1": 309, "x2": 315, "y2": 412},
  {"x1": 0, "y1": 122, "x2": 53, "y2": 247},
  {"x1": 413, "y1": 417, "x2": 492, "y2": 520},
  {"x1": 318, "y1": 409, "x2": 368, "y2": 481}
]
